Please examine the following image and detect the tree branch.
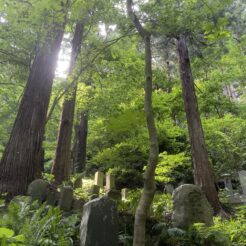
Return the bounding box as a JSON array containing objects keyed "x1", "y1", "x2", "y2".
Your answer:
[
  {"x1": 126, "y1": 0, "x2": 148, "y2": 38},
  {"x1": 46, "y1": 30, "x2": 133, "y2": 123}
]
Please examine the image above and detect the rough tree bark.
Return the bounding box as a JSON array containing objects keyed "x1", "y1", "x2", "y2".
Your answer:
[
  {"x1": 127, "y1": 1, "x2": 159, "y2": 245},
  {"x1": 0, "y1": 14, "x2": 66, "y2": 199},
  {"x1": 52, "y1": 21, "x2": 84, "y2": 184},
  {"x1": 74, "y1": 111, "x2": 88, "y2": 173},
  {"x1": 176, "y1": 35, "x2": 224, "y2": 214}
]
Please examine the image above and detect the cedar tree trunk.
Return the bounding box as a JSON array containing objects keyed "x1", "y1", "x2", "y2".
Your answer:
[
  {"x1": 0, "y1": 23, "x2": 65, "y2": 199},
  {"x1": 176, "y1": 35, "x2": 223, "y2": 214},
  {"x1": 74, "y1": 111, "x2": 88, "y2": 173},
  {"x1": 52, "y1": 21, "x2": 84, "y2": 184},
  {"x1": 127, "y1": 0, "x2": 159, "y2": 245}
]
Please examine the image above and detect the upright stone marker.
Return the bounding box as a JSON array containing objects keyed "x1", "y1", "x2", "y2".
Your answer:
[
  {"x1": 58, "y1": 186, "x2": 74, "y2": 211},
  {"x1": 80, "y1": 196, "x2": 119, "y2": 246},
  {"x1": 238, "y1": 170, "x2": 246, "y2": 195},
  {"x1": 105, "y1": 174, "x2": 115, "y2": 190},
  {"x1": 172, "y1": 184, "x2": 213, "y2": 229},
  {"x1": 221, "y1": 173, "x2": 233, "y2": 195},
  {"x1": 94, "y1": 171, "x2": 104, "y2": 187},
  {"x1": 46, "y1": 189, "x2": 60, "y2": 206}
]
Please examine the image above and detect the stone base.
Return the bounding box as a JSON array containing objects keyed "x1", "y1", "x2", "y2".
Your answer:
[
  {"x1": 228, "y1": 194, "x2": 246, "y2": 204},
  {"x1": 105, "y1": 189, "x2": 122, "y2": 201}
]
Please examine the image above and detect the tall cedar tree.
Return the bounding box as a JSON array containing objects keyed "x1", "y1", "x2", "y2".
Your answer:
[
  {"x1": 127, "y1": 0, "x2": 159, "y2": 245},
  {"x1": 0, "y1": 5, "x2": 67, "y2": 198},
  {"x1": 74, "y1": 110, "x2": 88, "y2": 173},
  {"x1": 176, "y1": 35, "x2": 226, "y2": 215},
  {"x1": 52, "y1": 21, "x2": 84, "y2": 184}
]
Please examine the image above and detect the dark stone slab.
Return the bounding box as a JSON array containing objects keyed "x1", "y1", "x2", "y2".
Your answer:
[
  {"x1": 46, "y1": 189, "x2": 60, "y2": 206},
  {"x1": 58, "y1": 186, "x2": 73, "y2": 211},
  {"x1": 80, "y1": 196, "x2": 119, "y2": 246}
]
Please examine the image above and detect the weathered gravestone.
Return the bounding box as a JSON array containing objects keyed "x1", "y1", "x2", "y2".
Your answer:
[
  {"x1": 58, "y1": 186, "x2": 74, "y2": 211},
  {"x1": 172, "y1": 184, "x2": 213, "y2": 229},
  {"x1": 238, "y1": 170, "x2": 246, "y2": 196},
  {"x1": 80, "y1": 196, "x2": 119, "y2": 246},
  {"x1": 94, "y1": 171, "x2": 104, "y2": 187},
  {"x1": 27, "y1": 179, "x2": 49, "y2": 202},
  {"x1": 46, "y1": 188, "x2": 60, "y2": 206},
  {"x1": 105, "y1": 174, "x2": 116, "y2": 190}
]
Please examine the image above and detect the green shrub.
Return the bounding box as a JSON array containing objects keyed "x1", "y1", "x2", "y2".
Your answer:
[
  {"x1": 152, "y1": 193, "x2": 173, "y2": 219},
  {"x1": 88, "y1": 142, "x2": 148, "y2": 171},
  {"x1": 0, "y1": 227, "x2": 25, "y2": 245},
  {"x1": 0, "y1": 197, "x2": 80, "y2": 246},
  {"x1": 74, "y1": 178, "x2": 94, "y2": 201},
  {"x1": 118, "y1": 189, "x2": 141, "y2": 214},
  {"x1": 158, "y1": 212, "x2": 246, "y2": 246},
  {"x1": 108, "y1": 167, "x2": 143, "y2": 189},
  {"x1": 118, "y1": 190, "x2": 172, "y2": 220}
]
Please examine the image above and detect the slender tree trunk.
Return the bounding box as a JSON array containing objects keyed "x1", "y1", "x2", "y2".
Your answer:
[
  {"x1": 52, "y1": 21, "x2": 84, "y2": 184},
  {"x1": 74, "y1": 111, "x2": 88, "y2": 173},
  {"x1": 71, "y1": 124, "x2": 79, "y2": 174},
  {"x1": 176, "y1": 35, "x2": 223, "y2": 214},
  {"x1": 127, "y1": 1, "x2": 159, "y2": 245},
  {"x1": 0, "y1": 22, "x2": 65, "y2": 199}
]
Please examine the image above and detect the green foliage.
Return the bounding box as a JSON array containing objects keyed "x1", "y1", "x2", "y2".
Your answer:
[
  {"x1": 118, "y1": 190, "x2": 172, "y2": 219},
  {"x1": 203, "y1": 114, "x2": 246, "y2": 175},
  {"x1": 0, "y1": 227, "x2": 25, "y2": 246},
  {"x1": 42, "y1": 173, "x2": 55, "y2": 183},
  {"x1": 1, "y1": 0, "x2": 246, "y2": 244},
  {"x1": 140, "y1": 0, "x2": 232, "y2": 38},
  {"x1": 152, "y1": 193, "x2": 173, "y2": 219},
  {"x1": 119, "y1": 233, "x2": 133, "y2": 246},
  {"x1": 89, "y1": 142, "x2": 148, "y2": 171},
  {"x1": 74, "y1": 178, "x2": 94, "y2": 201},
  {"x1": 155, "y1": 152, "x2": 191, "y2": 183},
  {"x1": 118, "y1": 189, "x2": 141, "y2": 215},
  {"x1": 0, "y1": 197, "x2": 80, "y2": 246},
  {"x1": 158, "y1": 206, "x2": 246, "y2": 245},
  {"x1": 108, "y1": 167, "x2": 143, "y2": 189}
]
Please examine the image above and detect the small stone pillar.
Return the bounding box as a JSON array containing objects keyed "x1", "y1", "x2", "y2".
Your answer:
[
  {"x1": 105, "y1": 174, "x2": 116, "y2": 190},
  {"x1": 58, "y1": 186, "x2": 74, "y2": 211},
  {"x1": 94, "y1": 171, "x2": 104, "y2": 188}
]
